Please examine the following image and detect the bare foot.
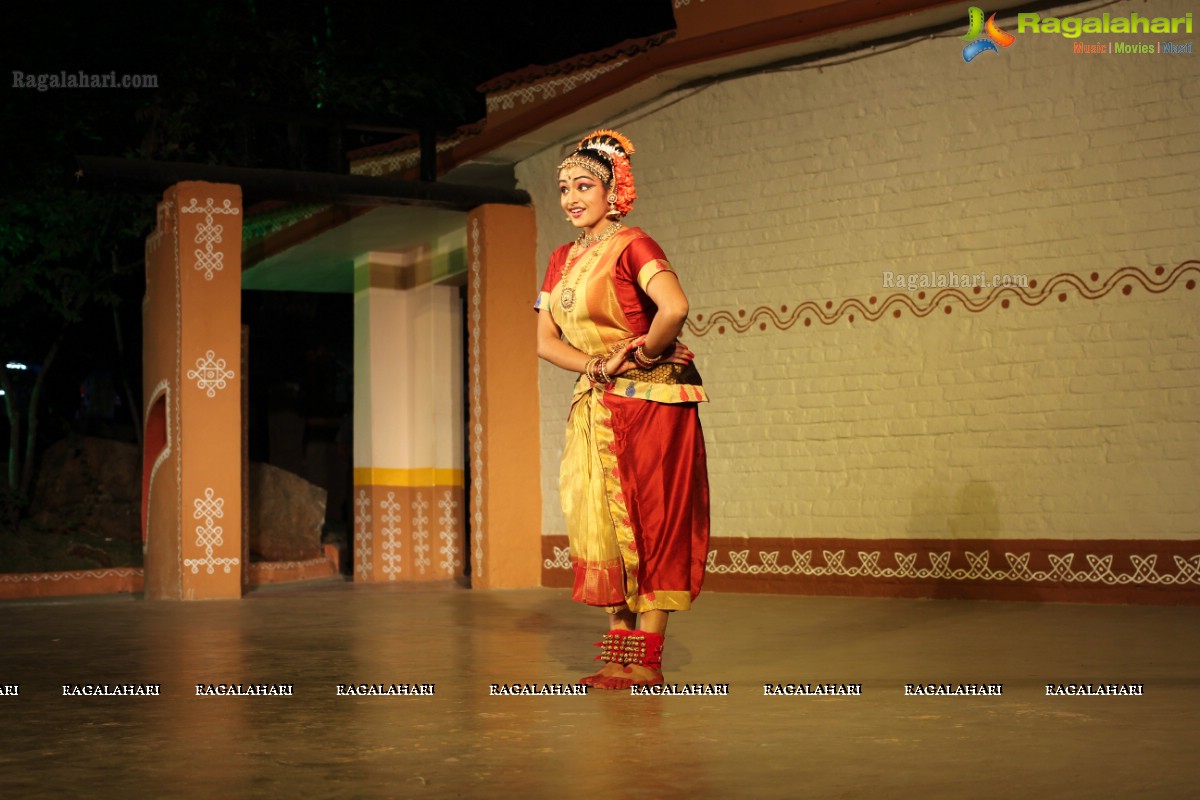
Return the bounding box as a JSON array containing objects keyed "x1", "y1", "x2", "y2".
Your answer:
[
  {"x1": 578, "y1": 663, "x2": 614, "y2": 686},
  {"x1": 591, "y1": 662, "x2": 663, "y2": 690}
]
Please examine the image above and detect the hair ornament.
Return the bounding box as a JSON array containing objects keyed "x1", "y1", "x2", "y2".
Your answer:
[
  {"x1": 557, "y1": 153, "x2": 612, "y2": 185},
  {"x1": 572, "y1": 128, "x2": 638, "y2": 217},
  {"x1": 577, "y1": 129, "x2": 636, "y2": 160}
]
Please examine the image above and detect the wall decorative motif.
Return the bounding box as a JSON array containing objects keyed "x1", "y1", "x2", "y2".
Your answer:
[
  {"x1": 250, "y1": 557, "x2": 332, "y2": 572},
  {"x1": 412, "y1": 493, "x2": 431, "y2": 575},
  {"x1": 0, "y1": 568, "x2": 143, "y2": 584},
  {"x1": 469, "y1": 219, "x2": 485, "y2": 578},
  {"x1": 688, "y1": 262, "x2": 1200, "y2": 337},
  {"x1": 350, "y1": 137, "x2": 464, "y2": 177},
  {"x1": 544, "y1": 546, "x2": 571, "y2": 571},
  {"x1": 180, "y1": 197, "x2": 241, "y2": 281},
  {"x1": 379, "y1": 492, "x2": 403, "y2": 581},
  {"x1": 184, "y1": 488, "x2": 239, "y2": 575},
  {"x1": 438, "y1": 490, "x2": 462, "y2": 573},
  {"x1": 487, "y1": 58, "x2": 630, "y2": 113},
  {"x1": 187, "y1": 350, "x2": 235, "y2": 398},
  {"x1": 542, "y1": 538, "x2": 1200, "y2": 600},
  {"x1": 354, "y1": 489, "x2": 373, "y2": 580},
  {"x1": 704, "y1": 548, "x2": 1200, "y2": 586}
]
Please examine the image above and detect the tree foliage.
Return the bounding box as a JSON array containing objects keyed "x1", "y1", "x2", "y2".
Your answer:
[{"x1": 1, "y1": 0, "x2": 677, "y2": 532}]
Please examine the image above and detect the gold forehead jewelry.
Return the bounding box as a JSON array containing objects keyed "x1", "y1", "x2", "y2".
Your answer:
[{"x1": 558, "y1": 154, "x2": 611, "y2": 185}]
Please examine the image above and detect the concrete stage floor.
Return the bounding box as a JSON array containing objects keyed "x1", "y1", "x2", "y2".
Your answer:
[{"x1": 1, "y1": 581, "x2": 1197, "y2": 799}]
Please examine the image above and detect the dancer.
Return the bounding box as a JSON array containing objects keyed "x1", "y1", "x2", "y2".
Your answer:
[{"x1": 535, "y1": 129, "x2": 710, "y2": 689}]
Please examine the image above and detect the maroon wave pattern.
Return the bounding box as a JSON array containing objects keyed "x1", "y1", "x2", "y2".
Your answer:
[{"x1": 687, "y1": 261, "x2": 1200, "y2": 337}]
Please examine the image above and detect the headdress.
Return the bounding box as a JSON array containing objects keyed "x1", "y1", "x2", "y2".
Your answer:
[{"x1": 557, "y1": 129, "x2": 637, "y2": 218}]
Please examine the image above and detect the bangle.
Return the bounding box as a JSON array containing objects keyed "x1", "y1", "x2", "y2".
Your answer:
[
  {"x1": 597, "y1": 355, "x2": 613, "y2": 384},
  {"x1": 584, "y1": 354, "x2": 613, "y2": 385},
  {"x1": 633, "y1": 345, "x2": 663, "y2": 369}
]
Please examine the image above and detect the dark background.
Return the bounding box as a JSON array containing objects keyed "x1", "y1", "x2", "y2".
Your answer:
[{"x1": 0, "y1": 0, "x2": 676, "y2": 556}]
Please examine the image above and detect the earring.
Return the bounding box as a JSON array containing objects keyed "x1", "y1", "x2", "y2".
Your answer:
[{"x1": 606, "y1": 193, "x2": 619, "y2": 220}]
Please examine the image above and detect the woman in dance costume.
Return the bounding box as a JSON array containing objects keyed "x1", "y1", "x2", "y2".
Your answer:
[{"x1": 535, "y1": 129, "x2": 710, "y2": 689}]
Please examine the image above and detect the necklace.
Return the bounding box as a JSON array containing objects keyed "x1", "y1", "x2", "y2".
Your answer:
[
  {"x1": 560, "y1": 222, "x2": 622, "y2": 312},
  {"x1": 564, "y1": 221, "x2": 622, "y2": 267}
]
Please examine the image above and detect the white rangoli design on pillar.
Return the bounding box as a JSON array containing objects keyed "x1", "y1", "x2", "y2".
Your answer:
[
  {"x1": 411, "y1": 492, "x2": 431, "y2": 576},
  {"x1": 184, "y1": 488, "x2": 239, "y2": 575},
  {"x1": 380, "y1": 492, "x2": 402, "y2": 581},
  {"x1": 437, "y1": 490, "x2": 461, "y2": 574},
  {"x1": 187, "y1": 350, "x2": 235, "y2": 398},
  {"x1": 180, "y1": 197, "x2": 241, "y2": 281},
  {"x1": 470, "y1": 218, "x2": 484, "y2": 578},
  {"x1": 354, "y1": 489, "x2": 373, "y2": 580}
]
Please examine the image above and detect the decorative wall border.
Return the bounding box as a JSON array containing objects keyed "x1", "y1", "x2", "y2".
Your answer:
[
  {"x1": 0, "y1": 568, "x2": 142, "y2": 584},
  {"x1": 143, "y1": 380, "x2": 172, "y2": 549},
  {"x1": 688, "y1": 261, "x2": 1200, "y2": 336},
  {"x1": 354, "y1": 489, "x2": 373, "y2": 581},
  {"x1": 350, "y1": 136, "x2": 465, "y2": 178},
  {"x1": 541, "y1": 535, "x2": 1200, "y2": 605},
  {"x1": 486, "y1": 57, "x2": 631, "y2": 114},
  {"x1": 468, "y1": 218, "x2": 485, "y2": 580},
  {"x1": 248, "y1": 556, "x2": 334, "y2": 572},
  {"x1": 241, "y1": 203, "x2": 329, "y2": 246},
  {"x1": 245, "y1": 546, "x2": 340, "y2": 586},
  {"x1": 0, "y1": 569, "x2": 143, "y2": 601},
  {"x1": 0, "y1": 548, "x2": 339, "y2": 599},
  {"x1": 438, "y1": 490, "x2": 462, "y2": 574}
]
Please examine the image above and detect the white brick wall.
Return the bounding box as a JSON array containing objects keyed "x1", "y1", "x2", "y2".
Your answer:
[{"x1": 522, "y1": 0, "x2": 1200, "y2": 542}]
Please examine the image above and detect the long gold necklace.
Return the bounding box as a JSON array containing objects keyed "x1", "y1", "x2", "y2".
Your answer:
[{"x1": 560, "y1": 222, "x2": 622, "y2": 312}]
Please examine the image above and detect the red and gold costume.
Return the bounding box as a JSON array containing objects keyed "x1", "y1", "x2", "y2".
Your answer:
[{"x1": 536, "y1": 226, "x2": 710, "y2": 612}]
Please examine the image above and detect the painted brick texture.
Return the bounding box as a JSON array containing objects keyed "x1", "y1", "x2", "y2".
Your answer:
[{"x1": 523, "y1": 0, "x2": 1199, "y2": 548}]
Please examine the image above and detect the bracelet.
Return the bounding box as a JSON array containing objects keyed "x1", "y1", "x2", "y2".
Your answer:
[
  {"x1": 585, "y1": 355, "x2": 602, "y2": 384},
  {"x1": 584, "y1": 354, "x2": 614, "y2": 385},
  {"x1": 633, "y1": 345, "x2": 664, "y2": 369}
]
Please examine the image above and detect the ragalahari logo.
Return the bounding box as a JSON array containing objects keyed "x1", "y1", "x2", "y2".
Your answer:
[{"x1": 962, "y1": 7, "x2": 1016, "y2": 62}]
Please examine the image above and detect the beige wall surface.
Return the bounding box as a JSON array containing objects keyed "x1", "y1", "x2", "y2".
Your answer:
[{"x1": 524, "y1": 0, "x2": 1199, "y2": 551}]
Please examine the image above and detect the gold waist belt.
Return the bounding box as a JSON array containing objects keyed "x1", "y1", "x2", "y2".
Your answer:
[{"x1": 621, "y1": 362, "x2": 703, "y2": 386}]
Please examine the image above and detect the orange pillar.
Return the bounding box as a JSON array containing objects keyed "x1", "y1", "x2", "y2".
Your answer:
[
  {"x1": 142, "y1": 181, "x2": 243, "y2": 600},
  {"x1": 466, "y1": 205, "x2": 542, "y2": 588}
]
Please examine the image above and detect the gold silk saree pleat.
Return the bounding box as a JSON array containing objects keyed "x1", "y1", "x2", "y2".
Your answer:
[
  {"x1": 561, "y1": 387, "x2": 640, "y2": 607},
  {"x1": 548, "y1": 226, "x2": 710, "y2": 612}
]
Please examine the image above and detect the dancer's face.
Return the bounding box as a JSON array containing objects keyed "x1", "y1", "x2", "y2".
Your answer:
[{"x1": 558, "y1": 168, "x2": 608, "y2": 235}]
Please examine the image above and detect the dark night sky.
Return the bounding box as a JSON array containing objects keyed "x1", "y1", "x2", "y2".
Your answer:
[
  {"x1": 1, "y1": 1, "x2": 678, "y2": 463},
  {"x1": 5, "y1": 1, "x2": 678, "y2": 163}
]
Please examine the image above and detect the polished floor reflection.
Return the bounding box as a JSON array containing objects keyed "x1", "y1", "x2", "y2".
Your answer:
[{"x1": 1, "y1": 582, "x2": 1198, "y2": 799}]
